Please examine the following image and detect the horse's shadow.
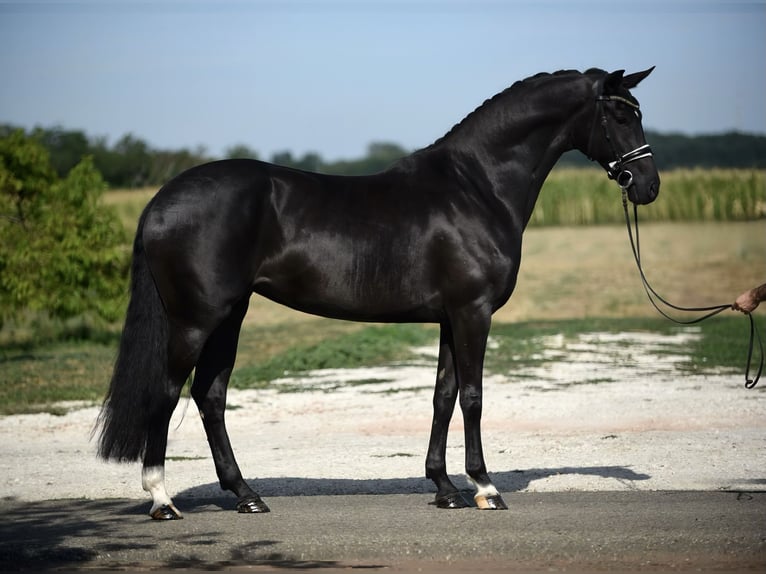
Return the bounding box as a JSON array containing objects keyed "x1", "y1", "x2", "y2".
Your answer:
[{"x1": 173, "y1": 465, "x2": 650, "y2": 510}]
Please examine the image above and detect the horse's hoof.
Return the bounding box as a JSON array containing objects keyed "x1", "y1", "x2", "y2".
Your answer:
[
  {"x1": 237, "y1": 496, "x2": 270, "y2": 514},
  {"x1": 434, "y1": 492, "x2": 471, "y2": 509},
  {"x1": 475, "y1": 493, "x2": 508, "y2": 510},
  {"x1": 150, "y1": 504, "x2": 183, "y2": 520}
]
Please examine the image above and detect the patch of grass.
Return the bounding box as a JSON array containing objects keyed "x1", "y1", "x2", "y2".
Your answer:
[
  {"x1": 484, "y1": 315, "x2": 762, "y2": 381},
  {"x1": 230, "y1": 323, "x2": 437, "y2": 389},
  {"x1": 0, "y1": 341, "x2": 115, "y2": 415},
  {"x1": 0, "y1": 311, "x2": 121, "y2": 349},
  {"x1": 681, "y1": 314, "x2": 764, "y2": 376},
  {"x1": 485, "y1": 317, "x2": 677, "y2": 374}
]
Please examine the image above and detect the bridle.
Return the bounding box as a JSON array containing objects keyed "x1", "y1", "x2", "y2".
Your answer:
[
  {"x1": 588, "y1": 94, "x2": 654, "y2": 191},
  {"x1": 588, "y1": 91, "x2": 762, "y2": 389}
]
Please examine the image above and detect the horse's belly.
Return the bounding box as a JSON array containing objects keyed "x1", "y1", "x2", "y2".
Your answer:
[{"x1": 252, "y1": 263, "x2": 440, "y2": 323}]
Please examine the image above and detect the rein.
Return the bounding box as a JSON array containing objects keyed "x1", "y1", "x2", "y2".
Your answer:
[
  {"x1": 620, "y1": 191, "x2": 763, "y2": 389},
  {"x1": 593, "y1": 92, "x2": 762, "y2": 388}
]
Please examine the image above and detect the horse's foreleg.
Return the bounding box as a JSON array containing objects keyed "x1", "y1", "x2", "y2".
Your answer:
[
  {"x1": 452, "y1": 306, "x2": 507, "y2": 511},
  {"x1": 425, "y1": 323, "x2": 469, "y2": 508},
  {"x1": 191, "y1": 298, "x2": 270, "y2": 514}
]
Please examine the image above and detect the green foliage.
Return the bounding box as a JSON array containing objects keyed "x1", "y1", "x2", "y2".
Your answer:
[
  {"x1": 271, "y1": 142, "x2": 409, "y2": 175},
  {"x1": 225, "y1": 143, "x2": 260, "y2": 160},
  {"x1": 556, "y1": 131, "x2": 766, "y2": 170},
  {"x1": 321, "y1": 142, "x2": 409, "y2": 175},
  {"x1": 0, "y1": 130, "x2": 129, "y2": 326},
  {"x1": 0, "y1": 129, "x2": 57, "y2": 225},
  {"x1": 31, "y1": 126, "x2": 90, "y2": 177},
  {"x1": 649, "y1": 131, "x2": 766, "y2": 170},
  {"x1": 1, "y1": 124, "x2": 212, "y2": 189}
]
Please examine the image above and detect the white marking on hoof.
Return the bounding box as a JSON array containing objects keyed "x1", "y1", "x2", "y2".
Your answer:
[
  {"x1": 467, "y1": 476, "x2": 500, "y2": 508},
  {"x1": 467, "y1": 476, "x2": 499, "y2": 498},
  {"x1": 142, "y1": 466, "x2": 182, "y2": 518}
]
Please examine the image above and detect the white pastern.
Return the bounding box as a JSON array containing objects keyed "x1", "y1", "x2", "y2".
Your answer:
[
  {"x1": 142, "y1": 465, "x2": 182, "y2": 517},
  {"x1": 467, "y1": 476, "x2": 499, "y2": 498}
]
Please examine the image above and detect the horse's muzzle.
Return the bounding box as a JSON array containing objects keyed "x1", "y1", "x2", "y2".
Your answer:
[{"x1": 627, "y1": 176, "x2": 660, "y2": 205}]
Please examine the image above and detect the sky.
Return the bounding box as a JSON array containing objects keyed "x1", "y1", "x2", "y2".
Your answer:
[{"x1": 1, "y1": 0, "x2": 765, "y2": 161}]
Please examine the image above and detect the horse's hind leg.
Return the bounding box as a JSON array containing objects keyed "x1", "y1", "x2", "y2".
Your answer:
[
  {"x1": 142, "y1": 325, "x2": 207, "y2": 520},
  {"x1": 191, "y1": 297, "x2": 270, "y2": 514}
]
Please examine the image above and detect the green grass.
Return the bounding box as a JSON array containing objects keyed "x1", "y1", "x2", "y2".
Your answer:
[
  {"x1": 0, "y1": 341, "x2": 116, "y2": 415},
  {"x1": 485, "y1": 315, "x2": 759, "y2": 378},
  {"x1": 681, "y1": 314, "x2": 763, "y2": 376},
  {"x1": 230, "y1": 322, "x2": 437, "y2": 389},
  {"x1": 2, "y1": 315, "x2": 759, "y2": 415}
]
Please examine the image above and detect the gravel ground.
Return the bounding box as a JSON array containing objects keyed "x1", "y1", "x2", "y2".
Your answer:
[{"x1": 1, "y1": 329, "x2": 764, "y2": 505}]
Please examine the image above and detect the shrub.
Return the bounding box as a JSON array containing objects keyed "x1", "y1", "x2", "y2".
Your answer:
[{"x1": 0, "y1": 130, "x2": 129, "y2": 327}]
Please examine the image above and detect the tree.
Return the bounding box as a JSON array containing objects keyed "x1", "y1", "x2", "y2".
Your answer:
[
  {"x1": 0, "y1": 131, "x2": 129, "y2": 324},
  {"x1": 270, "y1": 150, "x2": 295, "y2": 167},
  {"x1": 323, "y1": 141, "x2": 408, "y2": 175},
  {"x1": 225, "y1": 144, "x2": 259, "y2": 159},
  {"x1": 0, "y1": 130, "x2": 56, "y2": 228},
  {"x1": 31, "y1": 126, "x2": 90, "y2": 178}
]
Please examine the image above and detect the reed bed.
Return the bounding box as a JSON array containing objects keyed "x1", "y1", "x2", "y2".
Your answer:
[{"x1": 532, "y1": 168, "x2": 765, "y2": 226}]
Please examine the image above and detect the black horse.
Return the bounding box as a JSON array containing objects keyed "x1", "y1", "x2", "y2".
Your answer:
[{"x1": 97, "y1": 67, "x2": 659, "y2": 520}]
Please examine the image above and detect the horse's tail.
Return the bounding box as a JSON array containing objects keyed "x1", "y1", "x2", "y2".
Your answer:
[{"x1": 96, "y1": 213, "x2": 168, "y2": 462}]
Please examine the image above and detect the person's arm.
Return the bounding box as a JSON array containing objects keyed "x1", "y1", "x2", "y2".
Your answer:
[{"x1": 733, "y1": 282, "x2": 766, "y2": 313}]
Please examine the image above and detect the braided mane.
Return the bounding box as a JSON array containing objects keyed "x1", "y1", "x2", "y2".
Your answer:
[{"x1": 428, "y1": 68, "x2": 606, "y2": 148}]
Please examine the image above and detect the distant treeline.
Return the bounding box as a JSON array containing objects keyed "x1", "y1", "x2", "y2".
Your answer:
[{"x1": 2, "y1": 123, "x2": 765, "y2": 189}]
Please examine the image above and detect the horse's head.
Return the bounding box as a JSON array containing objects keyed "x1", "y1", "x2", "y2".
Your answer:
[{"x1": 583, "y1": 67, "x2": 660, "y2": 205}]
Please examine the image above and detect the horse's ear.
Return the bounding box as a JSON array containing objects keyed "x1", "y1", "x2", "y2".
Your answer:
[
  {"x1": 622, "y1": 66, "x2": 655, "y2": 89},
  {"x1": 603, "y1": 70, "x2": 625, "y2": 94}
]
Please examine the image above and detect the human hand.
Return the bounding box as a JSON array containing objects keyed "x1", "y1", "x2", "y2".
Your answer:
[{"x1": 732, "y1": 289, "x2": 759, "y2": 314}]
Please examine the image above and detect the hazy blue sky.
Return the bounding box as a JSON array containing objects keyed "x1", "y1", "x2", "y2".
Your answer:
[{"x1": 1, "y1": 0, "x2": 764, "y2": 160}]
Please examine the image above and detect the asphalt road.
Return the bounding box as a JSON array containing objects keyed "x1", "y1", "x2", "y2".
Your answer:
[{"x1": 1, "y1": 491, "x2": 764, "y2": 572}]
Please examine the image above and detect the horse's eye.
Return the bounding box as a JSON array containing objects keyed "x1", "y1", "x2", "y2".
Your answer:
[{"x1": 615, "y1": 115, "x2": 629, "y2": 125}]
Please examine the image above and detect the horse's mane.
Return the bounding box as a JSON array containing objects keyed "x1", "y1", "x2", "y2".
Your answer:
[{"x1": 427, "y1": 68, "x2": 607, "y2": 149}]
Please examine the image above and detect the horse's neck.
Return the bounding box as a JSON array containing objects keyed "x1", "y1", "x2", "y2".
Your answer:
[{"x1": 439, "y1": 91, "x2": 587, "y2": 226}]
